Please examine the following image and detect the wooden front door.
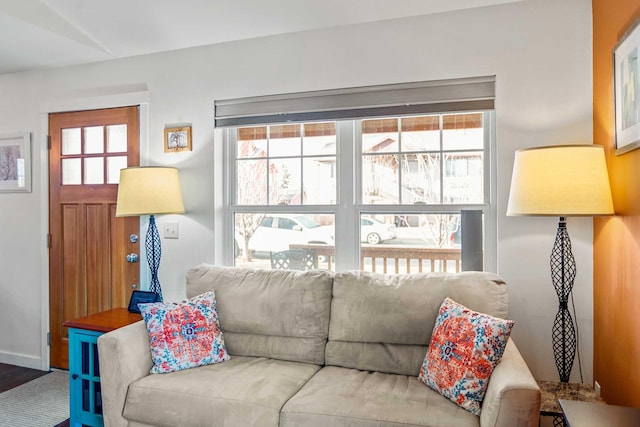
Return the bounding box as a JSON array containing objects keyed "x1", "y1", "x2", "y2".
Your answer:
[{"x1": 49, "y1": 106, "x2": 140, "y2": 369}]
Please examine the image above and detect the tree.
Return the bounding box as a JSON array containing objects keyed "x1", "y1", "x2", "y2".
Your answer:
[{"x1": 235, "y1": 141, "x2": 268, "y2": 261}]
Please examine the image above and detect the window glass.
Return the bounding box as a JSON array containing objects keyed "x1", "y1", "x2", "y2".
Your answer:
[
  {"x1": 236, "y1": 123, "x2": 336, "y2": 206},
  {"x1": 269, "y1": 158, "x2": 301, "y2": 205},
  {"x1": 443, "y1": 152, "x2": 483, "y2": 203},
  {"x1": 303, "y1": 123, "x2": 336, "y2": 156},
  {"x1": 269, "y1": 124, "x2": 301, "y2": 157},
  {"x1": 234, "y1": 212, "x2": 335, "y2": 271},
  {"x1": 362, "y1": 154, "x2": 399, "y2": 204},
  {"x1": 362, "y1": 114, "x2": 484, "y2": 205},
  {"x1": 228, "y1": 112, "x2": 490, "y2": 273},
  {"x1": 442, "y1": 113, "x2": 484, "y2": 150},
  {"x1": 359, "y1": 213, "x2": 462, "y2": 274},
  {"x1": 401, "y1": 116, "x2": 440, "y2": 151},
  {"x1": 237, "y1": 159, "x2": 267, "y2": 205}
]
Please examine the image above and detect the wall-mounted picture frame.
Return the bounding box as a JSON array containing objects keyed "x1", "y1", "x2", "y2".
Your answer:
[
  {"x1": 614, "y1": 16, "x2": 640, "y2": 155},
  {"x1": 0, "y1": 132, "x2": 31, "y2": 193},
  {"x1": 164, "y1": 126, "x2": 192, "y2": 152}
]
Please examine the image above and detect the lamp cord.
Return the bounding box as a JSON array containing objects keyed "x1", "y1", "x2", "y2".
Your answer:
[{"x1": 569, "y1": 289, "x2": 584, "y2": 383}]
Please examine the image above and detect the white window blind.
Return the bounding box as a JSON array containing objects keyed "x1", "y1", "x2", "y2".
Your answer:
[{"x1": 215, "y1": 76, "x2": 495, "y2": 127}]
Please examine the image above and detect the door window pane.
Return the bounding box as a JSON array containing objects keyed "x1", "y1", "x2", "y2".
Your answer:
[
  {"x1": 62, "y1": 158, "x2": 81, "y2": 185},
  {"x1": 107, "y1": 124, "x2": 127, "y2": 153},
  {"x1": 234, "y1": 212, "x2": 335, "y2": 271},
  {"x1": 84, "y1": 126, "x2": 104, "y2": 154},
  {"x1": 84, "y1": 157, "x2": 104, "y2": 184},
  {"x1": 107, "y1": 156, "x2": 127, "y2": 184},
  {"x1": 62, "y1": 128, "x2": 81, "y2": 155}
]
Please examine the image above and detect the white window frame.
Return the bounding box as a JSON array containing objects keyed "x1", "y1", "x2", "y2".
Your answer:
[{"x1": 221, "y1": 111, "x2": 496, "y2": 272}]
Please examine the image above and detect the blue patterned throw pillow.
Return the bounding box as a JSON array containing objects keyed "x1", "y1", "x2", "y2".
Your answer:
[
  {"x1": 418, "y1": 297, "x2": 514, "y2": 415},
  {"x1": 139, "y1": 291, "x2": 230, "y2": 374}
]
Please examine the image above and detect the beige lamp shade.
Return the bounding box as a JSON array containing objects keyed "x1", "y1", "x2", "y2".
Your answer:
[
  {"x1": 116, "y1": 167, "x2": 185, "y2": 217},
  {"x1": 507, "y1": 145, "x2": 614, "y2": 216}
]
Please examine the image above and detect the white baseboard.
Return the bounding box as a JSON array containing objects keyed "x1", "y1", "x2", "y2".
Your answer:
[{"x1": 0, "y1": 351, "x2": 44, "y2": 371}]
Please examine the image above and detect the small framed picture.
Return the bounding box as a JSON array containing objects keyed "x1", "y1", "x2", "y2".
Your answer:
[
  {"x1": 127, "y1": 290, "x2": 161, "y2": 313},
  {"x1": 614, "y1": 16, "x2": 640, "y2": 155},
  {"x1": 164, "y1": 126, "x2": 192, "y2": 152},
  {"x1": 0, "y1": 132, "x2": 31, "y2": 193}
]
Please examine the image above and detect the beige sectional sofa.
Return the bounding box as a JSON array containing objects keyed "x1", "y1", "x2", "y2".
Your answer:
[{"x1": 98, "y1": 264, "x2": 541, "y2": 427}]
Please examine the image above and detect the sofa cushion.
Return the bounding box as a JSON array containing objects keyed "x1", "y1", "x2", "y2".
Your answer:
[
  {"x1": 123, "y1": 356, "x2": 321, "y2": 427},
  {"x1": 186, "y1": 264, "x2": 333, "y2": 365},
  {"x1": 139, "y1": 291, "x2": 230, "y2": 374},
  {"x1": 280, "y1": 366, "x2": 479, "y2": 427},
  {"x1": 326, "y1": 271, "x2": 508, "y2": 375},
  {"x1": 418, "y1": 297, "x2": 514, "y2": 415}
]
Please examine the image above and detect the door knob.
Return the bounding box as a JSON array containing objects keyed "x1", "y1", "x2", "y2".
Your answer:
[
  {"x1": 126, "y1": 253, "x2": 138, "y2": 263},
  {"x1": 132, "y1": 284, "x2": 138, "y2": 289}
]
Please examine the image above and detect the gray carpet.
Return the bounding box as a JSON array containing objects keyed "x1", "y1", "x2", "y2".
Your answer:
[{"x1": 0, "y1": 370, "x2": 69, "y2": 427}]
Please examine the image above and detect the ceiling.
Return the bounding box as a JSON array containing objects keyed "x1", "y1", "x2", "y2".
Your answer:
[{"x1": 0, "y1": 0, "x2": 523, "y2": 76}]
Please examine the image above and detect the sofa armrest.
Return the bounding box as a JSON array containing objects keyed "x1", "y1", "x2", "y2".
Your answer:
[
  {"x1": 480, "y1": 339, "x2": 541, "y2": 427},
  {"x1": 97, "y1": 320, "x2": 153, "y2": 427}
]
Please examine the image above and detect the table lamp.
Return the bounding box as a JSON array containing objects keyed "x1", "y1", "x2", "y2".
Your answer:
[
  {"x1": 507, "y1": 145, "x2": 614, "y2": 383},
  {"x1": 116, "y1": 166, "x2": 185, "y2": 301}
]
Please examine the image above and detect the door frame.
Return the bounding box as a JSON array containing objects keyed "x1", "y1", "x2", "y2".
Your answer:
[{"x1": 39, "y1": 91, "x2": 149, "y2": 370}]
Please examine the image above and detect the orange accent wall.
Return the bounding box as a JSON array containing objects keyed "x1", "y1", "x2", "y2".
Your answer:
[{"x1": 593, "y1": 0, "x2": 640, "y2": 406}]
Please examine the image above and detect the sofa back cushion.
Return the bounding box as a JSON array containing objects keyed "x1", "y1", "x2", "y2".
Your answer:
[
  {"x1": 186, "y1": 264, "x2": 333, "y2": 365},
  {"x1": 325, "y1": 271, "x2": 509, "y2": 376}
]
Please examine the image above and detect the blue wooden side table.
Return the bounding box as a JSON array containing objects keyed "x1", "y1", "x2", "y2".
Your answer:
[{"x1": 64, "y1": 308, "x2": 142, "y2": 427}]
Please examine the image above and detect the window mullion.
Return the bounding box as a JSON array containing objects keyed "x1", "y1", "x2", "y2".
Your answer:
[
  {"x1": 222, "y1": 128, "x2": 237, "y2": 266},
  {"x1": 439, "y1": 115, "x2": 445, "y2": 204},
  {"x1": 335, "y1": 120, "x2": 359, "y2": 270}
]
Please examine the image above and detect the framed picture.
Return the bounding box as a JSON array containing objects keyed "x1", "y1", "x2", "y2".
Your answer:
[
  {"x1": 164, "y1": 126, "x2": 192, "y2": 152},
  {"x1": 0, "y1": 132, "x2": 31, "y2": 192},
  {"x1": 614, "y1": 17, "x2": 640, "y2": 155}
]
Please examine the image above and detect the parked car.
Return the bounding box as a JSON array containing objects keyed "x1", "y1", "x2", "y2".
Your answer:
[
  {"x1": 244, "y1": 214, "x2": 334, "y2": 255},
  {"x1": 361, "y1": 217, "x2": 397, "y2": 244}
]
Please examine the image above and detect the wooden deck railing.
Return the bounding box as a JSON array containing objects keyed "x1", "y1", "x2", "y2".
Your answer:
[{"x1": 289, "y1": 243, "x2": 461, "y2": 274}]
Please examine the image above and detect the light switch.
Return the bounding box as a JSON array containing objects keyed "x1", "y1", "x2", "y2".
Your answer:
[{"x1": 164, "y1": 222, "x2": 179, "y2": 239}]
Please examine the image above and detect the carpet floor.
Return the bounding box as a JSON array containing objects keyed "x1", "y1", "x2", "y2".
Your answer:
[{"x1": 0, "y1": 370, "x2": 69, "y2": 427}]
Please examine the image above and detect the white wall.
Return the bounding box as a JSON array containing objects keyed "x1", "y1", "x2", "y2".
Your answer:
[{"x1": 0, "y1": 0, "x2": 594, "y2": 383}]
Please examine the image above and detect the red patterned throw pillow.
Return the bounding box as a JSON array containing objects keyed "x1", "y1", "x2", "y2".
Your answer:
[
  {"x1": 418, "y1": 297, "x2": 514, "y2": 415},
  {"x1": 139, "y1": 291, "x2": 230, "y2": 374}
]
